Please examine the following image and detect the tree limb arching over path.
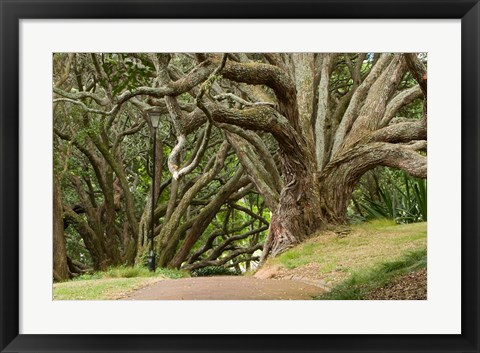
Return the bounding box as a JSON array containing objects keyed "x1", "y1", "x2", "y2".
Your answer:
[{"x1": 53, "y1": 53, "x2": 427, "y2": 279}]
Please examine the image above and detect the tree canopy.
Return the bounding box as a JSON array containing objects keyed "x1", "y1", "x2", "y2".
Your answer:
[{"x1": 53, "y1": 53, "x2": 427, "y2": 280}]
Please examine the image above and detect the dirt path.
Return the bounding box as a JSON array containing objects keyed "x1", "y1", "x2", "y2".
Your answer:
[{"x1": 124, "y1": 276, "x2": 326, "y2": 300}]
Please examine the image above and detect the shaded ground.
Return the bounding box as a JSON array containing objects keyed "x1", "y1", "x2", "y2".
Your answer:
[
  {"x1": 365, "y1": 269, "x2": 427, "y2": 300},
  {"x1": 124, "y1": 276, "x2": 326, "y2": 300}
]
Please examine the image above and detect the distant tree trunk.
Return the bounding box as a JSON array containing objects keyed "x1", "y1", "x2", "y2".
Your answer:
[
  {"x1": 53, "y1": 177, "x2": 69, "y2": 281},
  {"x1": 67, "y1": 174, "x2": 123, "y2": 271},
  {"x1": 156, "y1": 141, "x2": 230, "y2": 267},
  {"x1": 169, "y1": 168, "x2": 248, "y2": 268}
]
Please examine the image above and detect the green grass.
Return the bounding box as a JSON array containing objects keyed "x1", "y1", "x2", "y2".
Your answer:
[
  {"x1": 71, "y1": 265, "x2": 189, "y2": 281},
  {"x1": 269, "y1": 220, "x2": 426, "y2": 285},
  {"x1": 54, "y1": 266, "x2": 190, "y2": 300},
  {"x1": 317, "y1": 248, "x2": 427, "y2": 300},
  {"x1": 53, "y1": 277, "x2": 158, "y2": 300}
]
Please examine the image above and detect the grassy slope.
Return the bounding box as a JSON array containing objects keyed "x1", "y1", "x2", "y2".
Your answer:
[
  {"x1": 319, "y1": 248, "x2": 427, "y2": 299},
  {"x1": 265, "y1": 219, "x2": 427, "y2": 287},
  {"x1": 53, "y1": 266, "x2": 189, "y2": 300}
]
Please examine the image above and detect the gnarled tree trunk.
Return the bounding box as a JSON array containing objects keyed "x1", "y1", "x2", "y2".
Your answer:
[
  {"x1": 53, "y1": 52, "x2": 428, "y2": 268},
  {"x1": 262, "y1": 153, "x2": 324, "y2": 258}
]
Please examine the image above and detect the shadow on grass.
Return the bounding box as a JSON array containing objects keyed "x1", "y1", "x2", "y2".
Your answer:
[{"x1": 317, "y1": 248, "x2": 427, "y2": 300}]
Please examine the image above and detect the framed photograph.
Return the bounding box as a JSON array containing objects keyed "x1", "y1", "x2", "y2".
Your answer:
[{"x1": 1, "y1": 0, "x2": 479, "y2": 352}]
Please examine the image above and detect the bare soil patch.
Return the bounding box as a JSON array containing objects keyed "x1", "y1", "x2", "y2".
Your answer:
[
  {"x1": 365, "y1": 269, "x2": 427, "y2": 300},
  {"x1": 254, "y1": 263, "x2": 332, "y2": 291}
]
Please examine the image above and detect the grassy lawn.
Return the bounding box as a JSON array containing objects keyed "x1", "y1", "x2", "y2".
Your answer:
[
  {"x1": 53, "y1": 266, "x2": 189, "y2": 300},
  {"x1": 267, "y1": 220, "x2": 427, "y2": 285},
  {"x1": 53, "y1": 277, "x2": 160, "y2": 300}
]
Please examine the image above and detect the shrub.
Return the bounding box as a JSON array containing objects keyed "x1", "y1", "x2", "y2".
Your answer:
[
  {"x1": 191, "y1": 266, "x2": 239, "y2": 277},
  {"x1": 353, "y1": 170, "x2": 427, "y2": 224}
]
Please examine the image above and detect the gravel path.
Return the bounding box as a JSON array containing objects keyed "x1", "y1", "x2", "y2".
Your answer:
[{"x1": 125, "y1": 276, "x2": 326, "y2": 300}]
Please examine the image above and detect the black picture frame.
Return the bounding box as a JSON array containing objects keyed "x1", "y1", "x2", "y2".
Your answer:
[{"x1": 1, "y1": 1, "x2": 479, "y2": 352}]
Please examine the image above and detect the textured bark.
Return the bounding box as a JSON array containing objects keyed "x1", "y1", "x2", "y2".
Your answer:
[
  {"x1": 331, "y1": 53, "x2": 392, "y2": 157},
  {"x1": 55, "y1": 125, "x2": 137, "y2": 268},
  {"x1": 261, "y1": 156, "x2": 323, "y2": 259},
  {"x1": 55, "y1": 52, "x2": 428, "y2": 267},
  {"x1": 78, "y1": 116, "x2": 139, "y2": 266},
  {"x1": 314, "y1": 54, "x2": 335, "y2": 170},
  {"x1": 371, "y1": 121, "x2": 426, "y2": 144},
  {"x1": 210, "y1": 57, "x2": 325, "y2": 259},
  {"x1": 293, "y1": 53, "x2": 316, "y2": 149},
  {"x1": 380, "y1": 85, "x2": 423, "y2": 127},
  {"x1": 226, "y1": 133, "x2": 280, "y2": 210},
  {"x1": 218, "y1": 124, "x2": 281, "y2": 190},
  {"x1": 343, "y1": 55, "x2": 407, "y2": 148},
  {"x1": 405, "y1": 53, "x2": 428, "y2": 124},
  {"x1": 53, "y1": 177, "x2": 69, "y2": 281},
  {"x1": 221, "y1": 60, "x2": 299, "y2": 130},
  {"x1": 183, "y1": 244, "x2": 263, "y2": 271},
  {"x1": 210, "y1": 104, "x2": 301, "y2": 154},
  {"x1": 404, "y1": 54, "x2": 427, "y2": 97},
  {"x1": 320, "y1": 142, "x2": 427, "y2": 221}
]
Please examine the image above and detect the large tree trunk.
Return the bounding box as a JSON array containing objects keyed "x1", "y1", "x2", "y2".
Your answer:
[
  {"x1": 54, "y1": 52, "x2": 428, "y2": 268},
  {"x1": 53, "y1": 177, "x2": 69, "y2": 281},
  {"x1": 261, "y1": 152, "x2": 324, "y2": 259}
]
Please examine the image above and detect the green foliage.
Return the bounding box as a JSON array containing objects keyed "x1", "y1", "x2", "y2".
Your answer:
[
  {"x1": 137, "y1": 249, "x2": 155, "y2": 268},
  {"x1": 101, "y1": 54, "x2": 154, "y2": 95},
  {"x1": 106, "y1": 266, "x2": 152, "y2": 278},
  {"x1": 352, "y1": 168, "x2": 427, "y2": 224},
  {"x1": 318, "y1": 248, "x2": 427, "y2": 300},
  {"x1": 156, "y1": 267, "x2": 191, "y2": 279},
  {"x1": 397, "y1": 97, "x2": 423, "y2": 120},
  {"x1": 65, "y1": 230, "x2": 93, "y2": 268},
  {"x1": 191, "y1": 266, "x2": 240, "y2": 277}
]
